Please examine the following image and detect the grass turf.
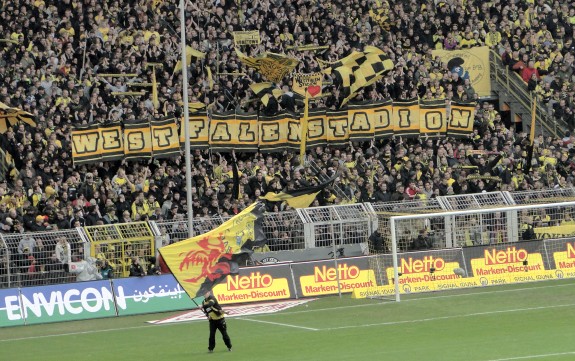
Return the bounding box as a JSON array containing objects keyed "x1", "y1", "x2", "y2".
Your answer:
[{"x1": 1, "y1": 279, "x2": 574, "y2": 361}]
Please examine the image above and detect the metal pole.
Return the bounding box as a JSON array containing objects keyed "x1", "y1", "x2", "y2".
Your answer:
[
  {"x1": 390, "y1": 218, "x2": 400, "y2": 302},
  {"x1": 179, "y1": 0, "x2": 194, "y2": 238},
  {"x1": 331, "y1": 222, "x2": 342, "y2": 298}
]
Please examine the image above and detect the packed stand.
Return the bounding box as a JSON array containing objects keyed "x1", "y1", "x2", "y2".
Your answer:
[
  {"x1": 492, "y1": 0, "x2": 575, "y2": 130},
  {"x1": 0, "y1": 0, "x2": 572, "y2": 282}
]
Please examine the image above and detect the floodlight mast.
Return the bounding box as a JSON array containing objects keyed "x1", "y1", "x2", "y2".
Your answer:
[{"x1": 179, "y1": 0, "x2": 194, "y2": 238}]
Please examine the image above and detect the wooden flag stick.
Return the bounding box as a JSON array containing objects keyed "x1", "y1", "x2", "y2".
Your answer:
[{"x1": 300, "y1": 91, "x2": 309, "y2": 166}]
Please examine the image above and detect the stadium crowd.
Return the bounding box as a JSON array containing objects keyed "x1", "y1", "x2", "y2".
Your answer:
[{"x1": 0, "y1": 0, "x2": 573, "y2": 251}]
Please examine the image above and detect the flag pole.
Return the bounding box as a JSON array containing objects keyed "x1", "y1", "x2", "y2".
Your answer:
[
  {"x1": 299, "y1": 90, "x2": 309, "y2": 166},
  {"x1": 179, "y1": 0, "x2": 194, "y2": 238},
  {"x1": 529, "y1": 93, "x2": 537, "y2": 145}
]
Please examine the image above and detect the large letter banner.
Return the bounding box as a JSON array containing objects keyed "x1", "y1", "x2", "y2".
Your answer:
[
  {"x1": 180, "y1": 112, "x2": 209, "y2": 150},
  {"x1": 326, "y1": 108, "x2": 349, "y2": 147},
  {"x1": 99, "y1": 122, "x2": 124, "y2": 162},
  {"x1": 419, "y1": 99, "x2": 447, "y2": 138},
  {"x1": 347, "y1": 101, "x2": 376, "y2": 141},
  {"x1": 259, "y1": 111, "x2": 294, "y2": 153},
  {"x1": 285, "y1": 116, "x2": 301, "y2": 152},
  {"x1": 234, "y1": 112, "x2": 259, "y2": 152},
  {"x1": 71, "y1": 123, "x2": 102, "y2": 165},
  {"x1": 448, "y1": 101, "x2": 476, "y2": 138},
  {"x1": 208, "y1": 112, "x2": 235, "y2": 151},
  {"x1": 373, "y1": 99, "x2": 393, "y2": 139},
  {"x1": 151, "y1": 117, "x2": 180, "y2": 159},
  {"x1": 124, "y1": 120, "x2": 152, "y2": 161},
  {"x1": 306, "y1": 108, "x2": 327, "y2": 148},
  {"x1": 393, "y1": 98, "x2": 420, "y2": 137}
]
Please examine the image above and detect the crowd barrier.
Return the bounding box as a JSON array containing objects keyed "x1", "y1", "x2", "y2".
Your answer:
[
  {"x1": 1, "y1": 188, "x2": 575, "y2": 289},
  {"x1": 1, "y1": 238, "x2": 574, "y2": 327}
]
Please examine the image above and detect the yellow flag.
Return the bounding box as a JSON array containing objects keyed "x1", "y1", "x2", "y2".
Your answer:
[
  {"x1": 158, "y1": 202, "x2": 267, "y2": 298},
  {"x1": 174, "y1": 46, "x2": 205, "y2": 73}
]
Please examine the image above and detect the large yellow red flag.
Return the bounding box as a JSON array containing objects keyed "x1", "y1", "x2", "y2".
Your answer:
[{"x1": 158, "y1": 202, "x2": 267, "y2": 299}]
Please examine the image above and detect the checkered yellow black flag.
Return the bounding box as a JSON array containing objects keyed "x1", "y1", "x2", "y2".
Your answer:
[{"x1": 322, "y1": 47, "x2": 394, "y2": 107}]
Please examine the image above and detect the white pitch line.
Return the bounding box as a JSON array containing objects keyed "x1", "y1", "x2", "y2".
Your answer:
[
  {"x1": 240, "y1": 317, "x2": 319, "y2": 331},
  {"x1": 320, "y1": 303, "x2": 575, "y2": 331},
  {"x1": 0, "y1": 324, "x2": 162, "y2": 342},
  {"x1": 2, "y1": 281, "x2": 573, "y2": 342},
  {"x1": 484, "y1": 351, "x2": 575, "y2": 361},
  {"x1": 250, "y1": 281, "x2": 575, "y2": 318}
]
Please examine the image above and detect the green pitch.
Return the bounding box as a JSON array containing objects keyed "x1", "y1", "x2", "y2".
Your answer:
[{"x1": 1, "y1": 279, "x2": 575, "y2": 361}]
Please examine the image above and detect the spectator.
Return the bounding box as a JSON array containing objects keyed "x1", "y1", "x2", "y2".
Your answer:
[
  {"x1": 97, "y1": 259, "x2": 114, "y2": 279},
  {"x1": 0, "y1": 0, "x2": 572, "y2": 273},
  {"x1": 129, "y1": 256, "x2": 145, "y2": 277},
  {"x1": 55, "y1": 237, "x2": 71, "y2": 265}
]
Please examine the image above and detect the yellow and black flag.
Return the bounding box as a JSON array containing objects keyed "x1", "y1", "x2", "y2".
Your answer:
[
  {"x1": 249, "y1": 82, "x2": 283, "y2": 107},
  {"x1": 158, "y1": 202, "x2": 267, "y2": 298},
  {"x1": 321, "y1": 47, "x2": 394, "y2": 107},
  {"x1": 342, "y1": 46, "x2": 395, "y2": 106},
  {"x1": 173, "y1": 46, "x2": 205, "y2": 73},
  {"x1": 0, "y1": 102, "x2": 37, "y2": 133},
  {"x1": 260, "y1": 174, "x2": 337, "y2": 208},
  {"x1": 369, "y1": 4, "x2": 391, "y2": 32},
  {"x1": 236, "y1": 48, "x2": 299, "y2": 83}
]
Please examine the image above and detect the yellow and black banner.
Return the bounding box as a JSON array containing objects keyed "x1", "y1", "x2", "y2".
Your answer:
[
  {"x1": 373, "y1": 99, "x2": 394, "y2": 138},
  {"x1": 124, "y1": 120, "x2": 152, "y2": 161},
  {"x1": 151, "y1": 117, "x2": 180, "y2": 159},
  {"x1": 71, "y1": 100, "x2": 476, "y2": 164},
  {"x1": 259, "y1": 111, "x2": 297, "y2": 153},
  {"x1": 326, "y1": 108, "x2": 350, "y2": 147},
  {"x1": 448, "y1": 101, "x2": 475, "y2": 137},
  {"x1": 209, "y1": 112, "x2": 259, "y2": 152},
  {"x1": 393, "y1": 98, "x2": 420, "y2": 137},
  {"x1": 71, "y1": 123, "x2": 103, "y2": 164},
  {"x1": 233, "y1": 30, "x2": 261, "y2": 46},
  {"x1": 419, "y1": 99, "x2": 447, "y2": 138},
  {"x1": 348, "y1": 101, "x2": 377, "y2": 141},
  {"x1": 306, "y1": 108, "x2": 327, "y2": 148},
  {"x1": 180, "y1": 112, "x2": 209, "y2": 150},
  {"x1": 99, "y1": 122, "x2": 124, "y2": 162}
]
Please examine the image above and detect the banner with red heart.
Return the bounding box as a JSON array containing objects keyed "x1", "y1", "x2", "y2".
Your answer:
[{"x1": 307, "y1": 85, "x2": 321, "y2": 97}]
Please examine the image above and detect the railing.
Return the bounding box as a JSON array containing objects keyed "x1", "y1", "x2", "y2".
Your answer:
[
  {"x1": 307, "y1": 158, "x2": 350, "y2": 201},
  {"x1": 2, "y1": 187, "x2": 575, "y2": 288},
  {"x1": 489, "y1": 50, "x2": 567, "y2": 138}
]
